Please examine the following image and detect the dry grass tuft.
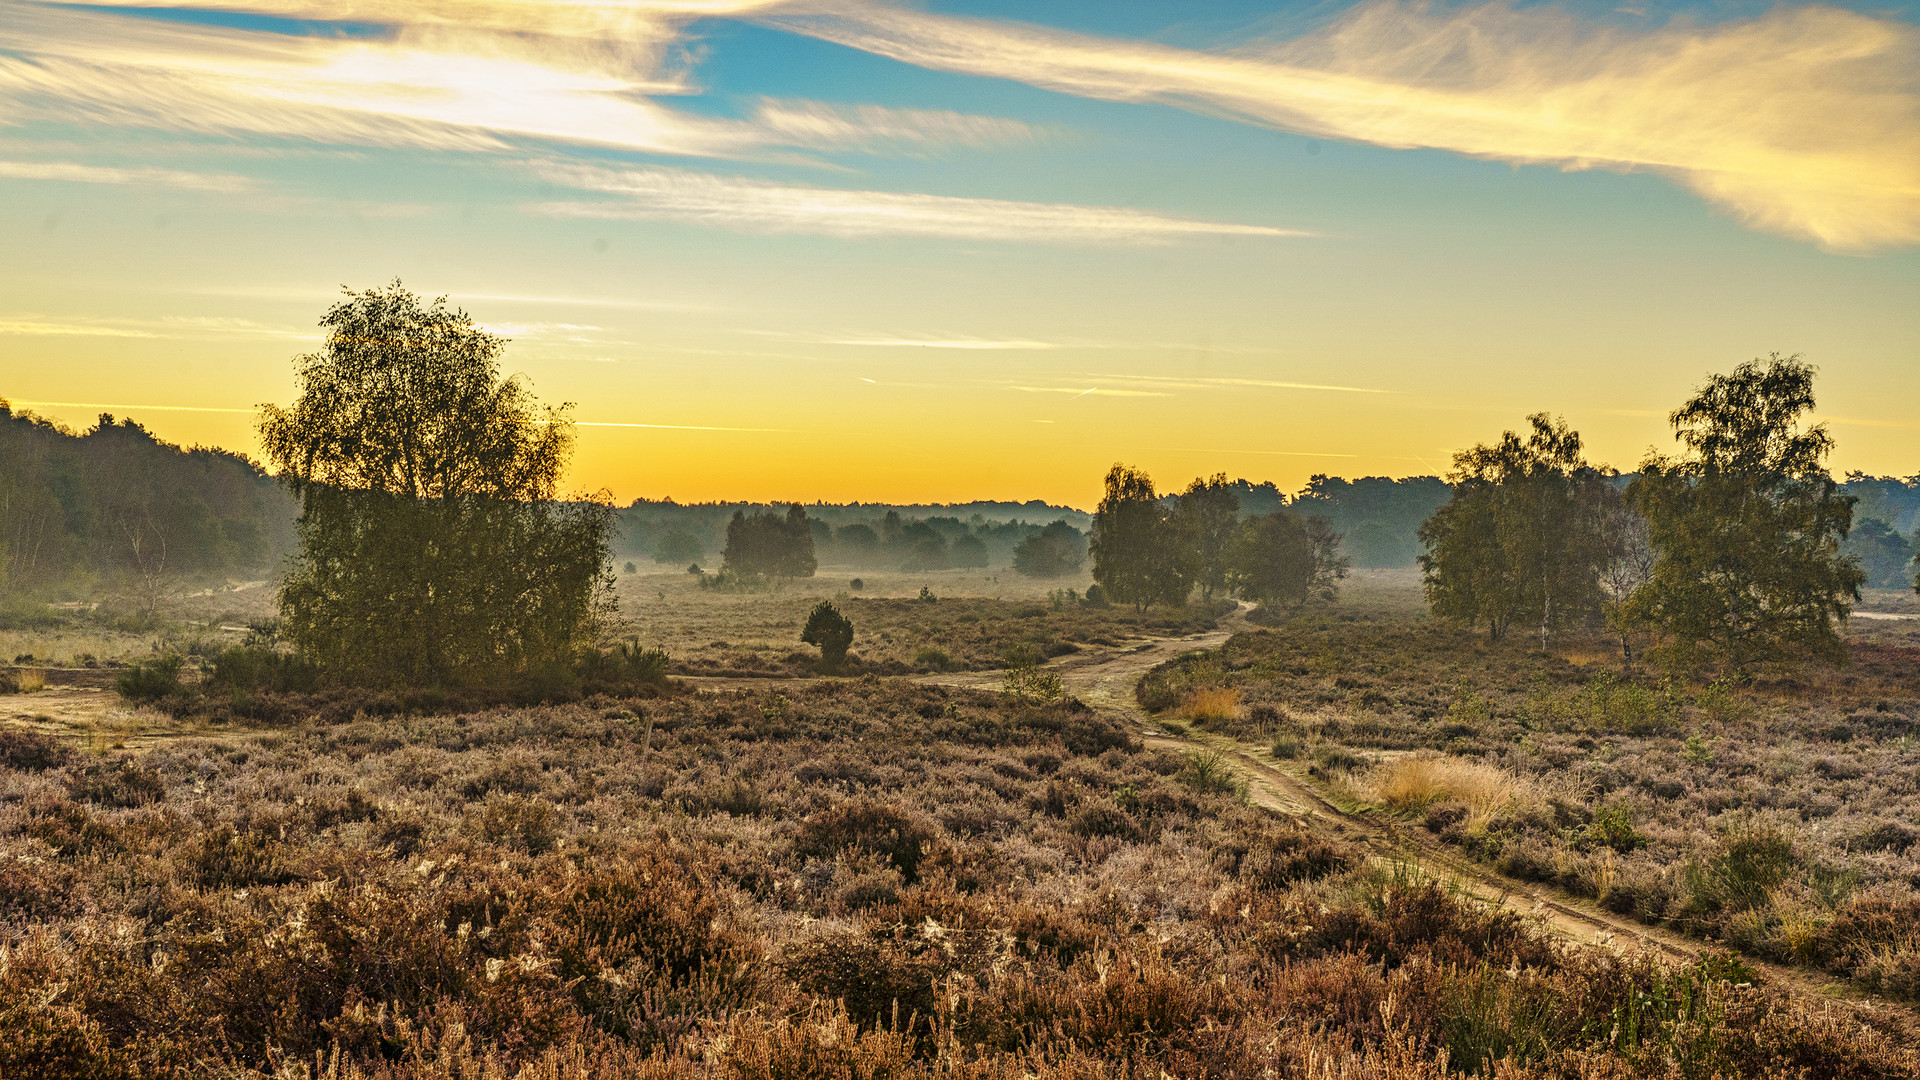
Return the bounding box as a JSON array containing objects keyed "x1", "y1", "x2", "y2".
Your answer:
[
  {"x1": 1366, "y1": 754, "x2": 1549, "y2": 832},
  {"x1": 14, "y1": 669, "x2": 46, "y2": 693},
  {"x1": 1180, "y1": 686, "x2": 1241, "y2": 726}
]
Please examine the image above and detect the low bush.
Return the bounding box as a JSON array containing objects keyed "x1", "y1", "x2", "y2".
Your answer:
[{"x1": 114, "y1": 654, "x2": 184, "y2": 703}]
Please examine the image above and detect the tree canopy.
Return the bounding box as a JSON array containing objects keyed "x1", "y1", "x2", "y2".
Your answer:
[
  {"x1": 720, "y1": 505, "x2": 818, "y2": 581},
  {"x1": 1418, "y1": 414, "x2": 1614, "y2": 647},
  {"x1": 259, "y1": 281, "x2": 613, "y2": 686},
  {"x1": 1623, "y1": 354, "x2": 1864, "y2": 668}
]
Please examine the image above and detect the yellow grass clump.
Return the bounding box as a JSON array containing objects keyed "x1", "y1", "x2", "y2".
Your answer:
[
  {"x1": 1365, "y1": 754, "x2": 1549, "y2": 831},
  {"x1": 13, "y1": 669, "x2": 46, "y2": 693},
  {"x1": 1180, "y1": 686, "x2": 1241, "y2": 725}
]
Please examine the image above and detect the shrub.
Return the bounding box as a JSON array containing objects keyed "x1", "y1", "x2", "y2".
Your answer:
[
  {"x1": 801, "y1": 601, "x2": 855, "y2": 673},
  {"x1": 795, "y1": 801, "x2": 939, "y2": 884},
  {"x1": 1178, "y1": 749, "x2": 1246, "y2": 799},
  {"x1": 208, "y1": 645, "x2": 322, "y2": 695},
  {"x1": 0, "y1": 729, "x2": 69, "y2": 771},
  {"x1": 1685, "y1": 827, "x2": 1796, "y2": 917},
  {"x1": 115, "y1": 654, "x2": 184, "y2": 703},
  {"x1": 913, "y1": 647, "x2": 953, "y2": 672}
]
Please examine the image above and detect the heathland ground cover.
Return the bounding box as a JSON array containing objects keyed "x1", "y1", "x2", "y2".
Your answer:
[
  {"x1": 4, "y1": 669, "x2": 1918, "y2": 1078},
  {"x1": 1136, "y1": 570, "x2": 1920, "y2": 1002}
]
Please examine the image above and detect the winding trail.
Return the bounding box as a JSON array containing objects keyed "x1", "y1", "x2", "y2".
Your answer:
[{"x1": 893, "y1": 606, "x2": 1919, "y2": 1033}]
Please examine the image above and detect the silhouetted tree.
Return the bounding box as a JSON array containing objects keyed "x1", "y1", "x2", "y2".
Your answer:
[
  {"x1": 1013, "y1": 519, "x2": 1086, "y2": 578},
  {"x1": 1175, "y1": 473, "x2": 1240, "y2": 600},
  {"x1": 258, "y1": 280, "x2": 614, "y2": 686},
  {"x1": 1090, "y1": 464, "x2": 1190, "y2": 610},
  {"x1": 721, "y1": 505, "x2": 818, "y2": 581},
  {"x1": 651, "y1": 528, "x2": 705, "y2": 565},
  {"x1": 1228, "y1": 512, "x2": 1348, "y2": 608},
  {"x1": 1842, "y1": 518, "x2": 1917, "y2": 589},
  {"x1": 801, "y1": 600, "x2": 854, "y2": 672},
  {"x1": 1623, "y1": 354, "x2": 1865, "y2": 669},
  {"x1": 835, "y1": 523, "x2": 881, "y2": 563},
  {"x1": 951, "y1": 533, "x2": 991, "y2": 569},
  {"x1": 0, "y1": 402, "x2": 293, "y2": 604}
]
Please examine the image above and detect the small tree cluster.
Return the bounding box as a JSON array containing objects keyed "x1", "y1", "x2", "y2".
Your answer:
[
  {"x1": 1418, "y1": 414, "x2": 1616, "y2": 650},
  {"x1": 1011, "y1": 520, "x2": 1086, "y2": 577},
  {"x1": 1419, "y1": 355, "x2": 1868, "y2": 668},
  {"x1": 1090, "y1": 465, "x2": 1348, "y2": 611},
  {"x1": 720, "y1": 505, "x2": 817, "y2": 582}
]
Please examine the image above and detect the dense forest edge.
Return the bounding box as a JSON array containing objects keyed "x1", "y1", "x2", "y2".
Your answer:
[{"x1": 13, "y1": 399, "x2": 1915, "y2": 615}]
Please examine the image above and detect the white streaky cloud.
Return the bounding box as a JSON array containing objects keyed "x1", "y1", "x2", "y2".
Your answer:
[
  {"x1": 1011, "y1": 386, "x2": 1167, "y2": 398},
  {"x1": 0, "y1": 315, "x2": 315, "y2": 339},
  {"x1": 4, "y1": 399, "x2": 255, "y2": 412},
  {"x1": 0, "y1": 320, "x2": 161, "y2": 338},
  {"x1": 0, "y1": 160, "x2": 256, "y2": 192},
  {"x1": 766, "y1": 1, "x2": 1920, "y2": 251},
  {"x1": 751, "y1": 98, "x2": 1040, "y2": 152},
  {"x1": 0, "y1": 2, "x2": 760, "y2": 157},
  {"x1": 56, "y1": 0, "x2": 787, "y2": 41},
  {"x1": 1091, "y1": 372, "x2": 1386, "y2": 394},
  {"x1": 1, "y1": 3, "x2": 1045, "y2": 164},
  {"x1": 527, "y1": 161, "x2": 1306, "y2": 243},
  {"x1": 831, "y1": 337, "x2": 1063, "y2": 349}
]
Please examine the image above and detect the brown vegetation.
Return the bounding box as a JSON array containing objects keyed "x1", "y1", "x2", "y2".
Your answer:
[
  {"x1": 3, "y1": 676, "x2": 1916, "y2": 1078},
  {"x1": 1138, "y1": 589, "x2": 1920, "y2": 1003}
]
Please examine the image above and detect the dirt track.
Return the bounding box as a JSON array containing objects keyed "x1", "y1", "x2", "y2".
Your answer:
[{"x1": 899, "y1": 608, "x2": 1918, "y2": 1032}]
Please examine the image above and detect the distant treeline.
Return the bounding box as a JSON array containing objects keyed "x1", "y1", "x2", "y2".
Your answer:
[
  {"x1": 1841, "y1": 474, "x2": 1920, "y2": 588},
  {"x1": 617, "y1": 476, "x2": 1459, "y2": 571},
  {"x1": 617, "y1": 500, "x2": 1091, "y2": 573},
  {"x1": 0, "y1": 403, "x2": 296, "y2": 605}
]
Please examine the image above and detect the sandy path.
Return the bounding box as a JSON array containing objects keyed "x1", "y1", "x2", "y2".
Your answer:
[{"x1": 897, "y1": 607, "x2": 1915, "y2": 1031}]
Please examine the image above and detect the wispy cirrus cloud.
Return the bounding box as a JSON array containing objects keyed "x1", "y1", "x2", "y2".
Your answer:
[
  {"x1": 1090, "y1": 372, "x2": 1386, "y2": 394},
  {"x1": 767, "y1": 1, "x2": 1920, "y2": 251},
  {"x1": 527, "y1": 160, "x2": 1306, "y2": 243},
  {"x1": 0, "y1": 159, "x2": 256, "y2": 191},
  {"x1": 0, "y1": 1, "x2": 1046, "y2": 165},
  {"x1": 751, "y1": 98, "x2": 1042, "y2": 154},
  {"x1": 1011, "y1": 385, "x2": 1167, "y2": 398},
  {"x1": 0, "y1": 315, "x2": 314, "y2": 339}
]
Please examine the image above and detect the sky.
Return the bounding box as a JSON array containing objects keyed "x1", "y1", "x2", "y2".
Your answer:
[{"x1": 0, "y1": 0, "x2": 1915, "y2": 508}]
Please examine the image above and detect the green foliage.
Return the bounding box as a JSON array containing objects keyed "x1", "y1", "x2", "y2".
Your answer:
[
  {"x1": 1228, "y1": 510, "x2": 1349, "y2": 609},
  {"x1": 0, "y1": 402, "x2": 294, "y2": 605},
  {"x1": 1173, "y1": 473, "x2": 1240, "y2": 599},
  {"x1": 1011, "y1": 519, "x2": 1086, "y2": 578},
  {"x1": 1580, "y1": 804, "x2": 1645, "y2": 853},
  {"x1": 650, "y1": 527, "x2": 705, "y2": 565},
  {"x1": 1089, "y1": 463, "x2": 1191, "y2": 610},
  {"x1": 801, "y1": 600, "x2": 855, "y2": 672},
  {"x1": 1001, "y1": 646, "x2": 1066, "y2": 704},
  {"x1": 722, "y1": 505, "x2": 817, "y2": 580},
  {"x1": 260, "y1": 282, "x2": 615, "y2": 688},
  {"x1": 114, "y1": 655, "x2": 184, "y2": 703},
  {"x1": 1624, "y1": 355, "x2": 1866, "y2": 669},
  {"x1": 1419, "y1": 413, "x2": 1615, "y2": 648},
  {"x1": 1177, "y1": 749, "x2": 1247, "y2": 800},
  {"x1": 577, "y1": 639, "x2": 672, "y2": 689},
  {"x1": 207, "y1": 646, "x2": 321, "y2": 695},
  {"x1": 1685, "y1": 827, "x2": 1797, "y2": 918}
]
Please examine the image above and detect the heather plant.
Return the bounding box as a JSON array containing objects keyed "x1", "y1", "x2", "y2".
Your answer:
[
  {"x1": 0, "y1": 670, "x2": 1913, "y2": 1078},
  {"x1": 1141, "y1": 601, "x2": 1920, "y2": 999}
]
